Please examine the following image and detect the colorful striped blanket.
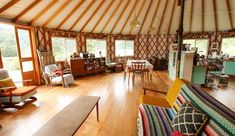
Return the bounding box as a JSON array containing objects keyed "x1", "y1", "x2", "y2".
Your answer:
[{"x1": 137, "y1": 84, "x2": 235, "y2": 136}]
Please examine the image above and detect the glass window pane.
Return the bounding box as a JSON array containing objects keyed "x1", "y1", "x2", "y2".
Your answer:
[
  {"x1": 115, "y1": 40, "x2": 134, "y2": 57},
  {"x1": 222, "y1": 38, "x2": 235, "y2": 57},
  {"x1": 22, "y1": 61, "x2": 34, "y2": 72},
  {"x1": 195, "y1": 39, "x2": 208, "y2": 56},
  {"x1": 52, "y1": 37, "x2": 77, "y2": 61},
  {"x1": 17, "y1": 29, "x2": 32, "y2": 58},
  {"x1": 86, "y1": 39, "x2": 106, "y2": 57}
]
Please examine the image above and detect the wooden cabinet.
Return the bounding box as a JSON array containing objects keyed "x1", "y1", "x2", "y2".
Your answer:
[{"x1": 69, "y1": 57, "x2": 106, "y2": 77}]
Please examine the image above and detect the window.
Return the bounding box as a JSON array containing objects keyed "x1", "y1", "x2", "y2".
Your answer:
[
  {"x1": 221, "y1": 38, "x2": 235, "y2": 57},
  {"x1": 115, "y1": 40, "x2": 134, "y2": 57},
  {"x1": 52, "y1": 37, "x2": 77, "y2": 61},
  {"x1": 86, "y1": 39, "x2": 106, "y2": 57},
  {"x1": 183, "y1": 39, "x2": 208, "y2": 56}
]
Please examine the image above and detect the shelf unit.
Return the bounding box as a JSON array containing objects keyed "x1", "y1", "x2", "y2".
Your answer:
[{"x1": 69, "y1": 57, "x2": 106, "y2": 77}]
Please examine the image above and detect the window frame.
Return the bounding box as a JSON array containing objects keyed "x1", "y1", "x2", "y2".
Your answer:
[
  {"x1": 221, "y1": 37, "x2": 235, "y2": 56},
  {"x1": 86, "y1": 39, "x2": 107, "y2": 57},
  {"x1": 115, "y1": 40, "x2": 135, "y2": 57},
  {"x1": 51, "y1": 36, "x2": 77, "y2": 62},
  {"x1": 183, "y1": 38, "x2": 209, "y2": 56}
]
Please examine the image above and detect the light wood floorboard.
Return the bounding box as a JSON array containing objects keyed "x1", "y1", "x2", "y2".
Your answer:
[{"x1": 0, "y1": 71, "x2": 234, "y2": 136}]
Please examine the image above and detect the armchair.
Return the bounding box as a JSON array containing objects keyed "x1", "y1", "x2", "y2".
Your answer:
[
  {"x1": 0, "y1": 69, "x2": 37, "y2": 108},
  {"x1": 44, "y1": 64, "x2": 74, "y2": 87}
]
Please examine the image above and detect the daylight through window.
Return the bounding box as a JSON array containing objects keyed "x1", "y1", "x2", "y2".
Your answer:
[
  {"x1": 86, "y1": 39, "x2": 106, "y2": 57},
  {"x1": 183, "y1": 39, "x2": 208, "y2": 56},
  {"x1": 115, "y1": 40, "x2": 134, "y2": 57},
  {"x1": 52, "y1": 37, "x2": 77, "y2": 61},
  {"x1": 221, "y1": 38, "x2": 235, "y2": 57}
]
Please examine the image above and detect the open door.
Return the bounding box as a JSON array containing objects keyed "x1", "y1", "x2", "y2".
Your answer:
[{"x1": 15, "y1": 27, "x2": 36, "y2": 85}]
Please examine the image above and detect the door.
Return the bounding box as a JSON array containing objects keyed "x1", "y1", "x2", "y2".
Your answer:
[{"x1": 15, "y1": 27, "x2": 36, "y2": 85}]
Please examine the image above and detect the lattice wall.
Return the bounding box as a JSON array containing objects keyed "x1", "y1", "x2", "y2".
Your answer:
[{"x1": 35, "y1": 27, "x2": 235, "y2": 63}]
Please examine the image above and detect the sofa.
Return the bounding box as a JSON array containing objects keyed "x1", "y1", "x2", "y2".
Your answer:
[{"x1": 138, "y1": 81, "x2": 235, "y2": 136}]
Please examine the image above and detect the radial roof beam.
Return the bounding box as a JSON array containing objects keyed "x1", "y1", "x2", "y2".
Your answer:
[
  {"x1": 100, "y1": 0, "x2": 122, "y2": 33},
  {"x1": 147, "y1": 0, "x2": 161, "y2": 34},
  {"x1": 120, "y1": 0, "x2": 138, "y2": 34},
  {"x1": 0, "y1": 0, "x2": 20, "y2": 14},
  {"x1": 189, "y1": 0, "x2": 194, "y2": 32},
  {"x1": 56, "y1": 0, "x2": 85, "y2": 29},
  {"x1": 43, "y1": 0, "x2": 72, "y2": 27},
  {"x1": 225, "y1": 0, "x2": 234, "y2": 30},
  {"x1": 80, "y1": 0, "x2": 106, "y2": 32},
  {"x1": 12, "y1": 0, "x2": 41, "y2": 22},
  {"x1": 129, "y1": 0, "x2": 146, "y2": 35},
  {"x1": 202, "y1": 0, "x2": 204, "y2": 32},
  {"x1": 167, "y1": 0, "x2": 176, "y2": 34},
  {"x1": 157, "y1": 0, "x2": 168, "y2": 34},
  {"x1": 91, "y1": 0, "x2": 114, "y2": 33},
  {"x1": 69, "y1": 0, "x2": 96, "y2": 31},
  {"x1": 138, "y1": 0, "x2": 153, "y2": 34},
  {"x1": 110, "y1": 0, "x2": 131, "y2": 34},
  {"x1": 212, "y1": 0, "x2": 218, "y2": 32},
  {"x1": 29, "y1": 0, "x2": 58, "y2": 25}
]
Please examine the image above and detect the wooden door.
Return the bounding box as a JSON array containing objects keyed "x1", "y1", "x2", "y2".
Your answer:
[{"x1": 15, "y1": 27, "x2": 36, "y2": 85}]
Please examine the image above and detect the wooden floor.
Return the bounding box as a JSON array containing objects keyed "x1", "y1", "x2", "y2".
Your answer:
[{"x1": 0, "y1": 71, "x2": 234, "y2": 136}]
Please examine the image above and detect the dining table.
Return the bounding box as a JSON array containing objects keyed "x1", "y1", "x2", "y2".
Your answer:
[{"x1": 126, "y1": 60, "x2": 153, "y2": 72}]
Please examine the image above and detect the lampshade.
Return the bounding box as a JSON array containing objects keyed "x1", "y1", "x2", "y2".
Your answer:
[{"x1": 130, "y1": 15, "x2": 141, "y2": 28}]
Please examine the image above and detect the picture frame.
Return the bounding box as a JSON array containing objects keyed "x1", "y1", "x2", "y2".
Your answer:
[{"x1": 211, "y1": 42, "x2": 219, "y2": 50}]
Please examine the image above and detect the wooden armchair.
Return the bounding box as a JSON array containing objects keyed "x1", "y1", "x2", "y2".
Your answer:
[
  {"x1": 141, "y1": 79, "x2": 185, "y2": 108},
  {"x1": 0, "y1": 69, "x2": 37, "y2": 108}
]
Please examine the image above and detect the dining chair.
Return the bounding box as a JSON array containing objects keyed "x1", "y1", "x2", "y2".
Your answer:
[{"x1": 130, "y1": 61, "x2": 146, "y2": 85}]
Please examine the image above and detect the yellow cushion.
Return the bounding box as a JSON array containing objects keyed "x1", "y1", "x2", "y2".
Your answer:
[
  {"x1": 0, "y1": 77, "x2": 16, "y2": 88},
  {"x1": 165, "y1": 78, "x2": 185, "y2": 107},
  {"x1": 140, "y1": 95, "x2": 171, "y2": 108}
]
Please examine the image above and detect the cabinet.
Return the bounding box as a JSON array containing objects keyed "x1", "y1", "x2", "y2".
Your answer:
[
  {"x1": 69, "y1": 57, "x2": 106, "y2": 77},
  {"x1": 223, "y1": 60, "x2": 235, "y2": 75}
]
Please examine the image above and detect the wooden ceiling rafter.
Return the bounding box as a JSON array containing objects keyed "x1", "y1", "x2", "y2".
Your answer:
[
  {"x1": 157, "y1": 0, "x2": 169, "y2": 34},
  {"x1": 29, "y1": 0, "x2": 58, "y2": 25},
  {"x1": 100, "y1": 0, "x2": 123, "y2": 33},
  {"x1": 212, "y1": 0, "x2": 218, "y2": 32},
  {"x1": 91, "y1": 0, "x2": 114, "y2": 33},
  {"x1": 138, "y1": 0, "x2": 153, "y2": 35},
  {"x1": 69, "y1": 0, "x2": 96, "y2": 31},
  {"x1": 202, "y1": 0, "x2": 204, "y2": 32},
  {"x1": 80, "y1": 0, "x2": 106, "y2": 32},
  {"x1": 0, "y1": 0, "x2": 20, "y2": 14},
  {"x1": 189, "y1": 0, "x2": 194, "y2": 32},
  {"x1": 147, "y1": 0, "x2": 161, "y2": 34},
  {"x1": 43, "y1": 0, "x2": 72, "y2": 27},
  {"x1": 56, "y1": 0, "x2": 85, "y2": 30},
  {"x1": 167, "y1": 0, "x2": 176, "y2": 34},
  {"x1": 129, "y1": 0, "x2": 147, "y2": 34},
  {"x1": 225, "y1": 0, "x2": 234, "y2": 30},
  {"x1": 12, "y1": 0, "x2": 41, "y2": 22},
  {"x1": 120, "y1": 0, "x2": 137, "y2": 34},
  {"x1": 110, "y1": 0, "x2": 131, "y2": 34}
]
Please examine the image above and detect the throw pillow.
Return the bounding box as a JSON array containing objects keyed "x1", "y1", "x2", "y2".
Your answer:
[
  {"x1": 172, "y1": 130, "x2": 185, "y2": 136},
  {"x1": 0, "y1": 77, "x2": 16, "y2": 89},
  {"x1": 172, "y1": 102, "x2": 208, "y2": 136}
]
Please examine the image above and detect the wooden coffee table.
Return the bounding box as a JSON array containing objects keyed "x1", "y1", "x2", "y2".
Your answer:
[{"x1": 33, "y1": 96, "x2": 100, "y2": 136}]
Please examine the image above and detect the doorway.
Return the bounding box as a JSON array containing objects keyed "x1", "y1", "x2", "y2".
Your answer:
[{"x1": 0, "y1": 23, "x2": 36, "y2": 86}]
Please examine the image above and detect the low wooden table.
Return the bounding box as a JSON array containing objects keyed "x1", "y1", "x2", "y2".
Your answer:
[{"x1": 33, "y1": 96, "x2": 100, "y2": 136}]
